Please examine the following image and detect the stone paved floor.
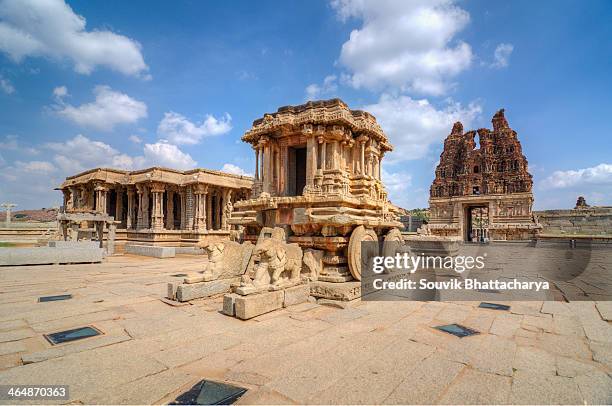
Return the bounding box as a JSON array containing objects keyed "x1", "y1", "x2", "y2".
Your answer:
[{"x1": 0, "y1": 254, "x2": 611, "y2": 404}]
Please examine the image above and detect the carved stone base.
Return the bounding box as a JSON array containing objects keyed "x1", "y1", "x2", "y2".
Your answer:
[
  {"x1": 319, "y1": 254, "x2": 352, "y2": 282},
  {"x1": 309, "y1": 280, "x2": 361, "y2": 301},
  {"x1": 225, "y1": 284, "x2": 310, "y2": 319}
]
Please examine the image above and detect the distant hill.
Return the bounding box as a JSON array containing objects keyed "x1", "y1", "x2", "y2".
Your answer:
[{"x1": 0, "y1": 208, "x2": 58, "y2": 222}]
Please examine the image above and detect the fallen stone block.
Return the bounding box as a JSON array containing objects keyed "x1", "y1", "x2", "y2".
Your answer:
[
  {"x1": 234, "y1": 290, "x2": 284, "y2": 320},
  {"x1": 174, "y1": 277, "x2": 240, "y2": 302},
  {"x1": 223, "y1": 293, "x2": 239, "y2": 316},
  {"x1": 309, "y1": 281, "x2": 361, "y2": 301},
  {"x1": 283, "y1": 284, "x2": 310, "y2": 307},
  {"x1": 125, "y1": 244, "x2": 175, "y2": 258}
]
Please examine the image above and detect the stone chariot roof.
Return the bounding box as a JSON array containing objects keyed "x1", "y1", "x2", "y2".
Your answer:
[{"x1": 242, "y1": 98, "x2": 392, "y2": 152}]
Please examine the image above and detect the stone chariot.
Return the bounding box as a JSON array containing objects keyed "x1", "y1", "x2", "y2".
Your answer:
[{"x1": 230, "y1": 99, "x2": 403, "y2": 282}]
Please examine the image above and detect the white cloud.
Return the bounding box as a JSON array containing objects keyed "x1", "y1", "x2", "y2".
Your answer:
[
  {"x1": 47, "y1": 134, "x2": 134, "y2": 173},
  {"x1": 221, "y1": 163, "x2": 252, "y2": 177},
  {"x1": 0, "y1": 134, "x2": 18, "y2": 150},
  {"x1": 45, "y1": 134, "x2": 197, "y2": 174},
  {"x1": 53, "y1": 85, "x2": 68, "y2": 99},
  {"x1": 1, "y1": 134, "x2": 197, "y2": 209},
  {"x1": 491, "y1": 43, "x2": 513, "y2": 68},
  {"x1": 382, "y1": 166, "x2": 412, "y2": 207},
  {"x1": 0, "y1": 134, "x2": 39, "y2": 154},
  {"x1": 305, "y1": 75, "x2": 338, "y2": 100},
  {"x1": 331, "y1": 0, "x2": 472, "y2": 95},
  {"x1": 0, "y1": 0, "x2": 148, "y2": 77},
  {"x1": 363, "y1": 93, "x2": 481, "y2": 163},
  {"x1": 0, "y1": 75, "x2": 14, "y2": 94},
  {"x1": 15, "y1": 160, "x2": 56, "y2": 173},
  {"x1": 54, "y1": 85, "x2": 147, "y2": 131},
  {"x1": 128, "y1": 134, "x2": 142, "y2": 144},
  {"x1": 157, "y1": 111, "x2": 232, "y2": 145},
  {"x1": 540, "y1": 163, "x2": 612, "y2": 189},
  {"x1": 142, "y1": 141, "x2": 196, "y2": 170}
]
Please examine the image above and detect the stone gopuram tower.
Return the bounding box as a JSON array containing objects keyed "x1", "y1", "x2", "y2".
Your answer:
[{"x1": 428, "y1": 109, "x2": 541, "y2": 241}]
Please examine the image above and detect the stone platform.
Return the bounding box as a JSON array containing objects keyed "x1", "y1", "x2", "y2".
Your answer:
[
  {"x1": 0, "y1": 246, "x2": 104, "y2": 266},
  {"x1": 0, "y1": 254, "x2": 610, "y2": 404}
]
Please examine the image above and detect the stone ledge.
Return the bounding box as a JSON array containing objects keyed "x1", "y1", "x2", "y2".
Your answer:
[
  {"x1": 48, "y1": 241, "x2": 101, "y2": 249},
  {"x1": 125, "y1": 244, "x2": 175, "y2": 258},
  {"x1": 0, "y1": 247, "x2": 104, "y2": 266},
  {"x1": 169, "y1": 277, "x2": 240, "y2": 302}
]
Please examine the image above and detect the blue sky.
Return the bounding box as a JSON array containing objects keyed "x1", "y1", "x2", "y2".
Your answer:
[{"x1": 1, "y1": 0, "x2": 611, "y2": 210}]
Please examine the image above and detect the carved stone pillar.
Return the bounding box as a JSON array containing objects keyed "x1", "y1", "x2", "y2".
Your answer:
[
  {"x1": 115, "y1": 187, "x2": 123, "y2": 226},
  {"x1": 304, "y1": 133, "x2": 317, "y2": 193},
  {"x1": 179, "y1": 189, "x2": 186, "y2": 230},
  {"x1": 126, "y1": 187, "x2": 135, "y2": 229},
  {"x1": 259, "y1": 147, "x2": 264, "y2": 181},
  {"x1": 136, "y1": 188, "x2": 142, "y2": 229},
  {"x1": 140, "y1": 184, "x2": 150, "y2": 229},
  {"x1": 331, "y1": 140, "x2": 338, "y2": 170},
  {"x1": 151, "y1": 183, "x2": 165, "y2": 231},
  {"x1": 357, "y1": 136, "x2": 368, "y2": 175},
  {"x1": 78, "y1": 186, "x2": 86, "y2": 209},
  {"x1": 165, "y1": 189, "x2": 174, "y2": 230},
  {"x1": 151, "y1": 183, "x2": 164, "y2": 230},
  {"x1": 67, "y1": 188, "x2": 76, "y2": 211},
  {"x1": 321, "y1": 140, "x2": 327, "y2": 170},
  {"x1": 94, "y1": 184, "x2": 108, "y2": 214},
  {"x1": 206, "y1": 192, "x2": 212, "y2": 230},
  {"x1": 221, "y1": 189, "x2": 232, "y2": 230},
  {"x1": 193, "y1": 185, "x2": 208, "y2": 231},
  {"x1": 261, "y1": 138, "x2": 270, "y2": 194},
  {"x1": 62, "y1": 189, "x2": 71, "y2": 211},
  {"x1": 185, "y1": 186, "x2": 194, "y2": 230},
  {"x1": 254, "y1": 146, "x2": 259, "y2": 180},
  {"x1": 217, "y1": 192, "x2": 223, "y2": 230}
]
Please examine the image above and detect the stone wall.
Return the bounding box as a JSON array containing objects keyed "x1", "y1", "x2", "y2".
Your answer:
[{"x1": 535, "y1": 207, "x2": 612, "y2": 236}]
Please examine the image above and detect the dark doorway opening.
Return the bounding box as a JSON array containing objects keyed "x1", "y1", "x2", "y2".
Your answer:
[
  {"x1": 173, "y1": 192, "x2": 181, "y2": 229},
  {"x1": 288, "y1": 146, "x2": 307, "y2": 196},
  {"x1": 108, "y1": 190, "x2": 116, "y2": 217}
]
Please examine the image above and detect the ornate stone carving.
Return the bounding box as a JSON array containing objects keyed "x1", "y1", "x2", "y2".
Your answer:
[
  {"x1": 427, "y1": 109, "x2": 541, "y2": 241},
  {"x1": 200, "y1": 240, "x2": 254, "y2": 282},
  {"x1": 230, "y1": 99, "x2": 403, "y2": 283},
  {"x1": 236, "y1": 227, "x2": 303, "y2": 295}
]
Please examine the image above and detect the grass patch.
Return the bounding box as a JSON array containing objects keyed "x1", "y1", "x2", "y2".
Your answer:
[{"x1": 0, "y1": 242, "x2": 16, "y2": 247}]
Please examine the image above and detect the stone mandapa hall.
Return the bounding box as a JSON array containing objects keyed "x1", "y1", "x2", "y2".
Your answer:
[{"x1": 58, "y1": 167, "x2": 252, "y2": 246}]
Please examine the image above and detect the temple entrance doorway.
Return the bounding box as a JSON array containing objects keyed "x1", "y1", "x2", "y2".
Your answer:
[
  {"x1": 287, "y1": 146, "x2": 307, "y2": 196},
  {"x1": 464, "y1": 204, "x2": 489, "y2": 242}
]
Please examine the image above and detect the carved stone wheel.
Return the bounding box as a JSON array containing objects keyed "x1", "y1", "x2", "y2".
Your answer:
[
  {"x1": 382, "y1": 228, "x2": 406, "y2": 272},
  {"x1": 348, "y1": 225, "x2": 378, "y2": 281}
]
